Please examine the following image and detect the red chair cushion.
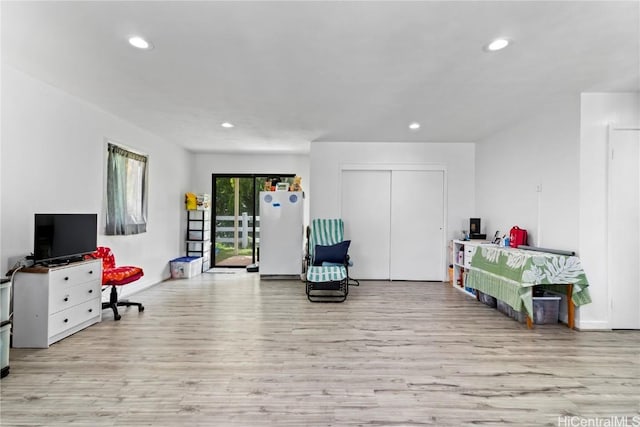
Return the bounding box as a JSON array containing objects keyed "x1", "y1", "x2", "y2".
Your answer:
[
  {"x1": 103, "y1": 267, "x2": 144, "y2": 286},
  {"x1": 85, "y1": 246, "x2": 144, "y2": 286}
]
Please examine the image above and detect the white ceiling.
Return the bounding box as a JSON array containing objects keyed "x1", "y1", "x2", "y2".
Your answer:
[{"x1": 2, "y1": 1, "x2": 639, "y2": 154}]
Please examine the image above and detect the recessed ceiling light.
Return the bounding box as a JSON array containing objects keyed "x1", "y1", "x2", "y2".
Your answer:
[
  {"x1": 486, "y1": 38, "x2": 510, "y2": 52},
  {"x1": 409, "y1": 122, "x2": 420, "y2": 130},
  {"x1": 221, "y1": 122, "x2": 234, "y2": 128},
  {"x1": 128, "y1": 36, "x2": 153, "y2": 50}
]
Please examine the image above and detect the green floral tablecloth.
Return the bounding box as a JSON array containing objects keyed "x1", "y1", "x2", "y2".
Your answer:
[{"x1": 466, "y1": 245, "x2": 591, "y2": 318}]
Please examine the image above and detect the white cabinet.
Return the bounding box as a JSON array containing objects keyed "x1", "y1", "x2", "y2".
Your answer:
[
  {"x1": 452, "y1": 240, "x2": 485, "y2": 298},
  {"x1": 12, "y1": 259, "x2": 102, "y2": 348}
]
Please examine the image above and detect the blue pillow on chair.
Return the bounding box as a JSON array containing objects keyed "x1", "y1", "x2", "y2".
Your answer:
[{"x1": 313, "y1": 240, "x2": 351, "y2": 266}]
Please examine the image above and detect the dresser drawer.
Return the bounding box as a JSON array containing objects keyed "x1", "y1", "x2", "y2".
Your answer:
[
  {"x1": 49, "y1": 298, "x2": 101, "y2": 338},
  {"x1": 49, "y1": 280, "x2": 100, "y2": 314},
  {"x1": 49, "y1": 262, "x2": 100, "y2": 288}
]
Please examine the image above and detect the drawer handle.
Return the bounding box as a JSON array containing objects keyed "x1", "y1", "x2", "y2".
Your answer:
[
  {"x1": 64, "y1": 277, "x2": 69, "y2": 281},
  {"x1": 88, "y1": 308, "x2": 93, "y2": 313},
  {"x1": 89, "y1": 270, "x2": 93, "y2": 275},
  {"x1": 64, "y1": 318, "x2": 69, "y2": 323},
  {"x1": 63, "y1": 296, "x2": 69, "y2": 302},
  {"x1": 88, "y1": 289, "x2": 93, "y2": 294}
]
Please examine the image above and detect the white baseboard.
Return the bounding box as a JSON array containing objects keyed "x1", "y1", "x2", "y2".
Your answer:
[{"x1": 575, "y1": 320, "x2": 611, "y2": 331}]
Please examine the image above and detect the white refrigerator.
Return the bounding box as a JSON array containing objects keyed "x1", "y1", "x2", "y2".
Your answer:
[{"x1": 259, "y1": 191, "x2": 304, "y2": 276}]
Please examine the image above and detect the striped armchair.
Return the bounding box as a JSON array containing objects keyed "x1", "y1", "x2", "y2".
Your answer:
[{"x1": 305, "y1": 218, "x2": 355, "y2": 302}]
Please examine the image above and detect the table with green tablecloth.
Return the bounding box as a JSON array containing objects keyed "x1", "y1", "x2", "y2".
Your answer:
[{"x1": 466, "y1": 245, "x2": 591, "y2": 328}]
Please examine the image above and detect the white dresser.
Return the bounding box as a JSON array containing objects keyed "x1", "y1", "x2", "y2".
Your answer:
[{"x1": 13, "y1": 259, "x2": 102, "y2": 348}]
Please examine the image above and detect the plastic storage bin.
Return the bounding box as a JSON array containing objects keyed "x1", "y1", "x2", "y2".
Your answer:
[
  {"x1": 1, "y1": 321, "x2": 10, "y2": 378},
  {"x1": 496, "y1": 295, "x2": 561, "y2": 324},
  {"x1": 170, "y1": 257, "x2": 203, "y2": 279},
  {"x1": 511, "y1": 307, "x2": 526, "y2": 323},
  {"x1": 497, "y1": 299, "x2": 525, "y2": 323},
  {"x1": 543, "y1": 290, "x2": 567, "y2": 323},
  {"x1": 497, "y1": 299, "x2": 511, "y2": 316},
  {"x1": 187, "y1": 241, "x2": 209, "y2": 252},
  {"x1": 188, "y1": 230, "x2": 208, "y2": 240},
  {"x1": 533, "y1": 295, "x2": 561, "y2": 324},
  {"x1": 477, "y1": 291, "x2": 497, "y2": 308},
  {"x1": 188, "y1": 210, "x2": 210, "y2": 221}
]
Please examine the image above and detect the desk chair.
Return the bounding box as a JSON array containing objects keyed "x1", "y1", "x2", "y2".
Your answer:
[{"x1": 86, "y1": 247, "x2": 144, "y2": 321}]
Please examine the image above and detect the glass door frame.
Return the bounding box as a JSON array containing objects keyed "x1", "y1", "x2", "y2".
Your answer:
[{"x1": 211, "y1": 173, "x2": 295, "y2": 268}]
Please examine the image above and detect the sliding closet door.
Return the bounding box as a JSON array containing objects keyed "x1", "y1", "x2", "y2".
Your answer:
[
  {"x1": 609, "y1": 129, "x2": 640, "y2": 329},
  {"x1": 390, "y1": 170, "x2": 444, "y2": 281},
  {"x1": 341, "y1": 170, "x2": 391, "y2": 280}
]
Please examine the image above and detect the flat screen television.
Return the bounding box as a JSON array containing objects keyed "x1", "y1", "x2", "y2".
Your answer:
[{"x1": 34, "y1": 213, "x2": 98, "y2": 265}]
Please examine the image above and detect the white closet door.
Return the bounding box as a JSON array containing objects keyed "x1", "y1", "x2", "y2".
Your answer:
[
  {"x1": 341, "y1": 170, "x2": 391, "y2": 280},
  {"x1": 390, "y1": 170, "x2": 444, "y2": 281},
  {"x1": 609, "y1": 129, "x2": 640, "y2": 329}
]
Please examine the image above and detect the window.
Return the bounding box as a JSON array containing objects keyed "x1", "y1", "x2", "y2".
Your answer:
[{"x1": 105, "y1": 143, "x2": 148, "y2": 235}]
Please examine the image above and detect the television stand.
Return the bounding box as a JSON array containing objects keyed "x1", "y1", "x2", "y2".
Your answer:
[{"x1": 12, "y1": 259, "x2": 102, "y2": 348}]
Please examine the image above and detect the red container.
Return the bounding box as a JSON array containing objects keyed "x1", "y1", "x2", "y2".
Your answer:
[{"x1": 509, "y1": 226, "x2": 528, "y2": 248}]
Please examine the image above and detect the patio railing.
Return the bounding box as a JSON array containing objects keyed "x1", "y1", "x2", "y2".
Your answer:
[{"x1": 215, "y1": 213, "x2": 259, "y2": 248}]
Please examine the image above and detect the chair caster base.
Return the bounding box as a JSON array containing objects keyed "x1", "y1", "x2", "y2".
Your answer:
[{"x1": 102, "y1": 291, "x2": 144, "y2": 321}]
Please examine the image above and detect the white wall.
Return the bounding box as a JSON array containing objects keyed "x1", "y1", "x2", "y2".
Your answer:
[
  {"x1": 475, "y1": 94, "x2": 581, "y2": 251},
  {"x1": 1, "y1": 66, "x2": 190, "y2": 296},
  {"x1": 579, "y1": 92, "x2": 640, "y2": 330},
  {"x1": 309, "y1": 142, "x2": 475, "y2": 244},
  {"x1": 476, "y1": 92, "x2": 640, "y2": 330},
  {"x1": 190, "y1": 152, "x2": 310, "y2": 223}
]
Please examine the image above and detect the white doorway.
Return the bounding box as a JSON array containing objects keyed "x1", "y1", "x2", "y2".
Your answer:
[
  {"x1": 341, "y1": 165, "x2": 446, "y2": 281},
  {"x1": 608, "y1": 127, "x2": 640, "y2": 329}
]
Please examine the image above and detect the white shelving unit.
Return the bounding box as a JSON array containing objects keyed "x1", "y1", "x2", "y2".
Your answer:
[
  {"x1": 186, "y1": 210, "x2": 211, "y2": 272},
  {"x1": 451, "y1": 239, "x2": 486, "y2": 298}
]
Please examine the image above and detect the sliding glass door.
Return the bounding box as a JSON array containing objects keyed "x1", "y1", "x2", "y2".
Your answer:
[{"x1": 212, "y1": 174, "x2": 294, "y2": 268}]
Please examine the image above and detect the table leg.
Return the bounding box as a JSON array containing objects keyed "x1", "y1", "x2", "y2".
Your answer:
[
  {"x1": 567, "y1": 284, "x2": 575, "y2": 329},
  {"x1": 526, "y1": 315, "x2": 533, "y2": 329}
]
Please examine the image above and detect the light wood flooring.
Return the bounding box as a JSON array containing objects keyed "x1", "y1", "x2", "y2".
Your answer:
[{"x1": 1, "y1": 272, "x2": 639, "y2": 426}]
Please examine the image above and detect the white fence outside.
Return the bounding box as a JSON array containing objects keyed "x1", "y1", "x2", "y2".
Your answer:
[{"x1": 215, "y1": 213, "x2": 259, "y2": 248}]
